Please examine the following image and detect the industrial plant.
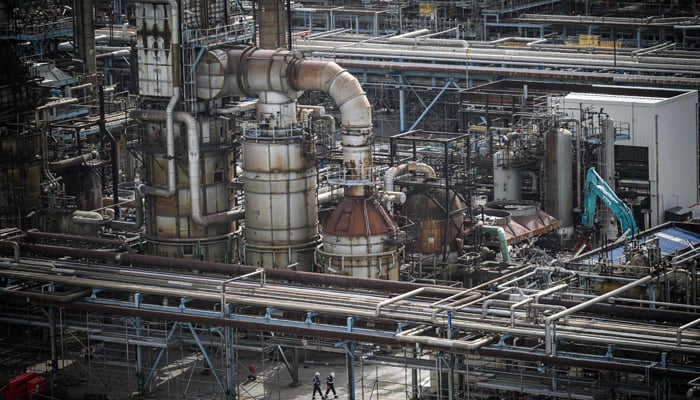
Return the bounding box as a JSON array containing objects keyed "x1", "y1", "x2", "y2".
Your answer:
[{"x1": 1, "y1": 0, "x2": 700, "y2": 399}]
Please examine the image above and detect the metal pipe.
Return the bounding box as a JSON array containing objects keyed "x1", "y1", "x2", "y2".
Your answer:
[
  {"x1": 384, "y1": 162, "x2": 436, "y2": 211},
  {"x1": 213, "y1": 100, "x2": 258, "y2": 115},
  {"x1": 18, "y1": 242, "x2": 451, "y2": 294},
  {"x1": 0, "y1": 240, "x2": 20, "y2": 263},
  {"x1": 130, "y1": 109, "x2": 243, "y2": 226},
  {"x1": 478, "y1": 347, "x2": 699, "y2": 379},
  {"x1": 510, "y1": 284, "x2": 569, "y2": 327},
  {"x1": 678, "y1": 317, "x2": 700, "y2": 345},
  {"x1": 480, "y1": 225, "x2": 510, "y2": 262},
  {"x1": 396, "y1": 331, "x2": 495, "y2": 350},
  {"x1": 0, "y1": 287, "x2": 91, "y2": 303},
  {"x1": 392, "y1": 29, "x2": 430, "y2": 39},
  {"x1": 48, "y1": 151, "x2": 98, "y2": 173},
  {"x1": 387, "y1": 37, "x2": 469, "y2": 48},
  {"x1": 25, "y1": 230, "x2": 134, "y2": 252},
  {"x1": 183, "y1": 110, "x2": 244, "y2": 226},
  {"x1": 71, "y1": 210, "x2": 107, "y2": 226},
  {"x1": 544, "y1": 274, "x2": 656, "y2": 355},
  {"x1": 130, "y1": 104, "x2": 177, "y2": 199},
  {"x1": 384, "y1": 162, "x2": 436, "y2": 192},
  {"x1": 74, "y1": 302, "x2": 399, "y2": 346},
  {"x1": 107, "y1": 188, "x2": 144, "y2": 232},
  {"x1": 318, "y1": 187, "x2": 344, "y2": 205},
  {"x1": 288, "y1": 56, "x2": 374, "y2": 196}
]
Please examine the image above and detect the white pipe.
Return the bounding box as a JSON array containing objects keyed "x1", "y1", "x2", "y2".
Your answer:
[
  {"x1": 544, "y1": 274, "x2": 656, "y2": 355},
  {"x1": 393, "y1": 29, "x2": 430, "y2": 39},
  {"x1": 384, "y1": 191, "x2": 406, "y2": 205},
  {"x1": 71, "y1": 210, "x2": 107, "y2": 226},
  {"x1": 387, "y1": 37, "x2": 469, "y2": 48},
  {"x1": 130, "y1": 109, "x2": 243, "y2": 226},
  {"x1": 384, "y1": 162, "x2": 437, "y2": 193},
  {"x1": 289, "y1": 56, "x2": 374, "y2": 196},
  {"x1": 318, "y1": 187, "x2": 344, "y2": 205},
  {"x1": 165, "y1": 87, "x2": 179, "y2": 197},
  {"x1": 182, "y1": 111, "x2": 245, "y2": 226},
  {"x1": 108, "y1": 189, "x2": 144, "y2": 232},
  {"x1": 95, "y1": 49, "x2": 131, "y2": 59},
  {"x1": 213, "y1": 100, "x2": 258, "y2": 115},
  {"x1": 396, "y1": 329, "x2": 495, "y2": 350},
  {"x1": 201, "y1": 47, "x2": 375, "y2": 196},
  {"x1": 130, "y1": 90, "x2": 178, "y2": 199}
]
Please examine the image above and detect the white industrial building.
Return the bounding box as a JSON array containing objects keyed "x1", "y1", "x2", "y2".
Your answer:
[{"x1": 558, "y1": 87, "x2": 699, "y2": 229}]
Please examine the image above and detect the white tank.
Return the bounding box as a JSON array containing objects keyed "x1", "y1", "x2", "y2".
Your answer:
[
  {"x1": 242, "y1": 128, "x2": 320, "y2": 270},
  {"x1": 493, "y1": 150, "x2": 522, "y2": 201},
  {"x1": 545, "y1": 128, "x2": 573, "y2": 227}
]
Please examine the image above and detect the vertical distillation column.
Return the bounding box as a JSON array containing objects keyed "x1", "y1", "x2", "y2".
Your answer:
[
  {"x1": 242, "y1": 89, "x2": 320, "y2": 269},
  {"x1": 196, "y1": 47, "x2": 320, "y2": 270},
  {"x1": 135, "y1": 1, "x2": 237, "y2": 261}
]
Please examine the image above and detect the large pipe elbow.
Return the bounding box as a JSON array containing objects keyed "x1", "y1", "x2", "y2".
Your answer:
[
  {"x1": 384, "y1": 162, "x2": 437, "y2": 192},
  {"x1": 289, "y1": 60, "x2": 371, "y2": 130}
]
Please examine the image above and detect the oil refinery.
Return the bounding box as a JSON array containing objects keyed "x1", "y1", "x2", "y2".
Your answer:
[{"x1": 1, "y1": 0, "x2": 700, "y2": 399}]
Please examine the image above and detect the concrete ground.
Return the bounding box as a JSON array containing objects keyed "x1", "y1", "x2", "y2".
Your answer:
[
  {"x1": 238, "y1": 352, "x2": 416, "y2": 400},
  {"x1": 51, "y1": 348, "x2": 423, "y2": 400}
]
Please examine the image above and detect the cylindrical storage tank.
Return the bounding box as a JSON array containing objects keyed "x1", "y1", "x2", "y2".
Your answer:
[
  {"x1": 0, "y1": 133, "x2": 42, "y2": 229},
  {"x1": 142, "y1": 118, "x2": 234, "y2": 262},
  {"x1": 403, "y1": 188, "x2": 464, "y2": 255},
  {"x1": 242, "y1": 127, "x2": 320, "y2": 270},
  {"x1": 318, "y1": 197, "x2": 400, "y2": 280},
  {"x1": 493, "y1": 150, "x2": 521, "y2": 201},
  {"x1": 60, "y1": 164, "x2": 103, "y2": 211},
  {"x1": 545, "y1": 128, "x2": 573, "y2": 227}
]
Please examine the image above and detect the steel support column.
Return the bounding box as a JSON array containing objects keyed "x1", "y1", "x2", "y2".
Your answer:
[{"x1": 134, "y1": 293, "x2": 145, "y2": 393}]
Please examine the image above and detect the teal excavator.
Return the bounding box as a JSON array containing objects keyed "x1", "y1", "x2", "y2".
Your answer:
[{"x1": 581, "y1": 166, "x2": 638, "y2": 238}]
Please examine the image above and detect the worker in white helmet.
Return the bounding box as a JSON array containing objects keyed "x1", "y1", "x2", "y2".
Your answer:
[
  {"x1": 312, "y1": 371, "x2": 323, "y2": 399},
  {"x1": 324, "y1": 371, "x2": 337, "y2": 399}
]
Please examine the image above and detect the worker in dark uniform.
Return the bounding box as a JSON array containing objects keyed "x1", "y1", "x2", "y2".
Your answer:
[
  {"x1": 312, "y1": 371, "x2": 323, "y2": 399},
  {"x1": 324, "y1": 371, "x2": 337, "y2": 399}
]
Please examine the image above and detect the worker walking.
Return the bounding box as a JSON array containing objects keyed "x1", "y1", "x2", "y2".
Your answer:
[
  {"x1": 324, "y1": 371, "x2": 337, "y2": 399},
  {"x1": 312, "y1": 371, "x2": 323, "y2": 399}
]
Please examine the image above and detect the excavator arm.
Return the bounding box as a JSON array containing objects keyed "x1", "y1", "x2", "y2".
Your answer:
[{"x1": 581, "y1": 167, "x2": 638, "y2": 237}]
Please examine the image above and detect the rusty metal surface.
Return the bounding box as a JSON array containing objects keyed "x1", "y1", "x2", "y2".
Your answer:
[
  {"x1": 322, "y1": 197, "x2": 397, "y2": 237},
  {"x1": 136, "y1": 2, "x2": 175, "y2": 97},
  {"x1": 403, "y1": 189, "x2": 464, "y2": 254}
]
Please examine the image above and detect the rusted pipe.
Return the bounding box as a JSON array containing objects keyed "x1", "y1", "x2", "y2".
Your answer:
[
  {"x1": 48, "y1": 151, "x2": 98, "y2": 173},
  {"x1": 107, "y1": 188, "x2": 144, "y2": 232},
  {"x1": 73, "y1": 302, "x2": 398, "y2": 346},
  {"x1": 26, "y1": 230, "x2": 133, "y2": 250},
  {"x1": 18, "y1": 242, "x2": 443, "y2": 293},
  {"x1": 0, "y1": 287, "x2": 91, "y2": 304}
]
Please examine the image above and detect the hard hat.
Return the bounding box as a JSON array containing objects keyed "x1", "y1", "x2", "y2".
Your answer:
[
  {"x1": 330, "y1": 372, "x2": 335, "y2": 377},
  {"x1": 315, "y1": 371, "x2": 320, "y2": 376}
]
